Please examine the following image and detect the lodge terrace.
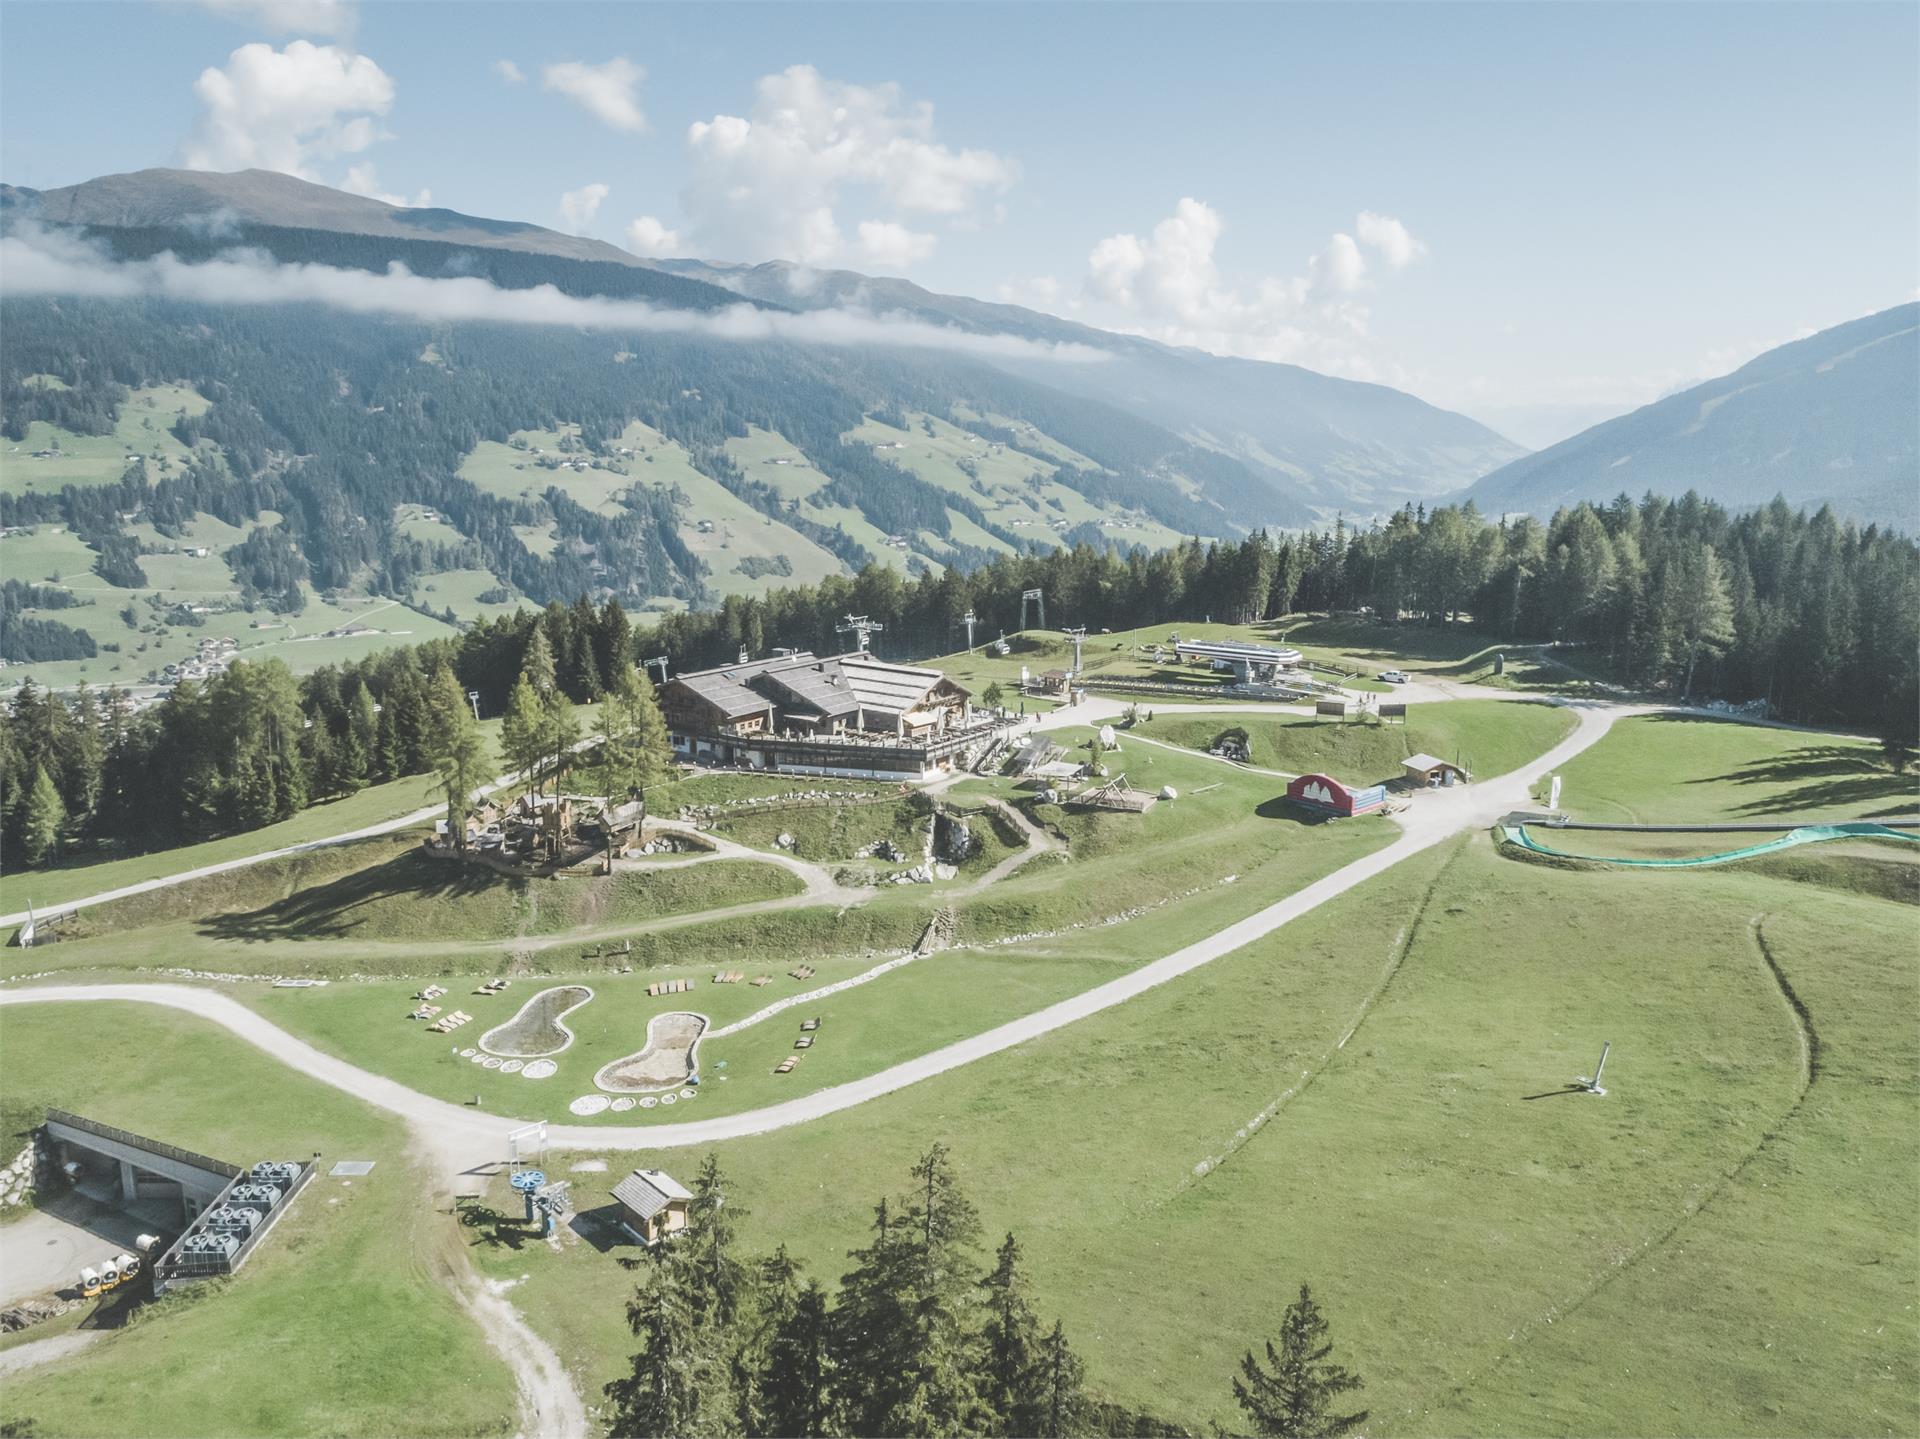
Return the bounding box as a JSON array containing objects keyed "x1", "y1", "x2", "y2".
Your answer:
[{"x1": 657, "y1": 649, "x2": 996, "y2": 780}]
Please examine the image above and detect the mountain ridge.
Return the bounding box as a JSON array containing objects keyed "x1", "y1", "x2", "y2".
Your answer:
[
  {"x1": 4, "y1": 167, "x2": 1527, "y2": 519},
  {"x1": 1467, "y1": 303, "x2": 1919, "y2": 530}
]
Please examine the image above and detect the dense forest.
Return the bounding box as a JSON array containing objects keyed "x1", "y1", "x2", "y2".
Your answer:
[{"x1": 2, "y1": 488, "x2": 1912, "y2": 874}]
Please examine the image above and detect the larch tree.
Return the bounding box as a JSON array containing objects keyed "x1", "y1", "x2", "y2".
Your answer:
[
  {"x1": 500, "y1": 674, "x2": 545, "y2": 797},
  {"x1": 19, "y1": 764, "x2": 66, "y2": 866},
  {"x1": 1670, "y1": 541, "x2": 1737, "y2": 701}
]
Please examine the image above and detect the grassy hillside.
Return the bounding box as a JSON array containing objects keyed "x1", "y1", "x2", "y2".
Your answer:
[
  {"x1": 1544, "y1": 713, "x2": 1916, "y2": 822},
  {"x1": 1136, "y1": 699, "x2": 1577, "y2": 783},
  {"x1": 463, "y1": 835, "x2": 1915, "y2": 1435},
  {"x1": 0, "y1": 382, "x2": 212, "y2": 495}
]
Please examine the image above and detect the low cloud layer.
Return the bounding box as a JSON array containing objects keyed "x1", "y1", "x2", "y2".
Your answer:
[{"x1": 0, "y1": 227, "x2": 1106, "y2": 365}]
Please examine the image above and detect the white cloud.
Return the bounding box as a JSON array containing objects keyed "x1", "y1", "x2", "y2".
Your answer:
[
  {"x1": 494, "y1": 59, "x2": 525, "y2": 85},
  {"x1": 0, "y1": 224, "x2": 1108, "y2": 366},
  {"x1": 194, "y1": 0, "x2": 356, "y2": 39},
  {"x1": 340, "y1": 163, "x2": 429, "y2": 208},
  {"x1": 1079, "y1": 198, "x2": 1425, "y2": 373},
  {"x1": 559, "y1": 182, "x2": 609, "y2": 233},
  {"x1": 1356, "y1": 211, "x2": 1426, "y2": 269},
  {"x1": 855, "y1": 221, "x2": 936, "y2": 270},
  {"x1": 624, "y1": 216, "x2": 683, "y2": 258},
  {"x1": 1314, "y1": 232, "x2": 1367, "y2": 293},
  {"x1": 180, "y1": 40, "x2": 394, "y2": 179},
  {"x1": 996, "y1": 275, "x2": 1063, "y2": 311},
  {"x1": 675, "y1": 64, "x2": 1015, "y2": 267},
  {"x1": 542, "y1": 58, "x2": 646, "y2": 133}
]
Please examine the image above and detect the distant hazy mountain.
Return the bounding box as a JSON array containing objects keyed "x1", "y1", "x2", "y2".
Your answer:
[
  {"x1": 657, "y1": 258, "x2": 1528, "y2": 516},
  {"x1": 5, "y1": 166, "x2": 652, "y2": 270},
  {"x1": 1468, "y1": 304, "x2": 1919, "y2": 530},
  {"x1": 5, "y1": 168, "x2": 1525, "y2": 521}
]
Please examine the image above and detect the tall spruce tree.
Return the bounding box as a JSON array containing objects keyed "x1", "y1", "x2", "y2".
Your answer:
[
  {"x1": 1232, "y1": 1284, "x2": 1368, "y2": 1439},
  {"x1": 980, "y1": 1232, "x2": 1044, "y2": 1435}
]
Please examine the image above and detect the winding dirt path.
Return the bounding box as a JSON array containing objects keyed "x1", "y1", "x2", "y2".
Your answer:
[{"x1": 0, "y1": 701, "x2": 1621, "y2": 1178}]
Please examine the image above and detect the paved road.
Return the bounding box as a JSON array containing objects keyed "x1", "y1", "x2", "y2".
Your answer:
[{"x1": 0, "y1": 701, "x2": 1621, "y2": 1176}]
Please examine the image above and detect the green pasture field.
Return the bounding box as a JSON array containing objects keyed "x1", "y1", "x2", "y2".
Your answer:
[
  {"x1": 847, "y1": 410, "x2": 1195, "y2": 552},
  {"x1": 0, "y1": 1003, "x2": 515, "y2": 1438},
  {"x1": 0, "y1": 383, "x2": 213, "y2": 496},
  {"x1": 1134, "y1": 697, "x2": 1577, "y2": 784},
  {"x1": 411, "y1": 567, "x2": 529, "y2": 622},
  {"x1": 1542, "y1": 713, "x2": 1916, "y2": 823},
  {"x1": 467, "y1": 835, "x2": 1916, "y2": 1436},
  {"x1": 720, "y1": 424, "x2": 919, "y2": 573},
  {"x1": 0, "y1": 718, "x2": 506, "y2": 915},
  {"x1": 458, "y1": 425, "x2": 632, "y2": 515}
]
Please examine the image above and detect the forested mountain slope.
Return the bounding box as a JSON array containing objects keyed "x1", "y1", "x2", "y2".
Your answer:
[
  {"x1": 1469, "y1": 304, "x2": 1920, "y2": 530},
  {"x1": 661, "y1": 257, "x2": 1529, "y2": 513},
  {"x1": 6, "y1": 169, "x2": 1526, "y2": 520}
]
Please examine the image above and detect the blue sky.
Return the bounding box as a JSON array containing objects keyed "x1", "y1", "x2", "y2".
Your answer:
[{"x1": 3, "y1": 0, "x2": 1915, "y2": 445}]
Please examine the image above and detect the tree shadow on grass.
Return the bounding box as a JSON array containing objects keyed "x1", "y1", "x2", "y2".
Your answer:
[
  {"x1": 1657, "y1": 715, "x2": 1920, "y2": 817},
  {"x1": 196, "y1": 850, "x2": 518, "y2": 943}
]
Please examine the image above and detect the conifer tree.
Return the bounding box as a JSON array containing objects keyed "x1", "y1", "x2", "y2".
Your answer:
[
  {"x1": 500, "y1": 674, "x2": 545, "y2": 796},
  {"x1": 980, "y1": 1232, "x2": 1043, "y2": 1434},
  {"x1": 1232, "y1": 1284, "x2": 1368, "y2": 1439},
  {"x1": 1034, "y1": 1320, "x2": 1087, "y2": 1438},
  {"x1": 19, "y1": 765, "x2": 65, "y2": 866},
  {"x1": 762, "y1": 1279, "x2": 835, "y2": 1438}
]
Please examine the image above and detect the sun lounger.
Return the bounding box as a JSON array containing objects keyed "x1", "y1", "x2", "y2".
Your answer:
[
  {"x1": 751, "y1": 976, "x2": 772, "y2": 987},
  {"x1": 800, "y1": 1018, "x2": 820, "y2": 1031},
  {"x1": 775, "y1": 1058, "x2": 798, "y2": 1074},
  {"x1": 794, "y1": 1037, "x2": 813, "y2": 1049}
]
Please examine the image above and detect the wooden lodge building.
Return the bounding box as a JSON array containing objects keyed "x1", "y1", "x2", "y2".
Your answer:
[
  {"x1": 611, "y1": 1168, "x2": 693, "y2": 1246},
  {"x1": 657, "y1": 649, "x2": 995, "y2": 781}
]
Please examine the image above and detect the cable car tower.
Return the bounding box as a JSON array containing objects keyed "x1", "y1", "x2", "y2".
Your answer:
[
  {"x1": 963, "y1": 608, "x2": 978, "y2": 650},
  {"x1": 1063, "y1": 626, "x2": 1088, "y2": 675},
  {"x1": 837, "y1": 614, "x2": 884, "y2": 654},
  {"x1": 1020, "y1": 588, "x2": 1046, "y2": 632},
  {"x1": 643, "y1": 655, "x2": 670, "y2": 684}
]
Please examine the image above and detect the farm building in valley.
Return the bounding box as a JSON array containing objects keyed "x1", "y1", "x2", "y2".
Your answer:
[
  {"x1": 657, "y1": 650, "x2": 995, "y2": 780},
  {"x1": 1284, "y1": 771, "x2": 1388, "y2": 817}
]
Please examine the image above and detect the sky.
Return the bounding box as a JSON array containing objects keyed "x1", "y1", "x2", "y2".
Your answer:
[{"x1": 2, "y1": 0, "x2": 1915, "y2": 448}]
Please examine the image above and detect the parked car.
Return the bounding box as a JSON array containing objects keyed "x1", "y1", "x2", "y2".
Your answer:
[{"x1": 1379, "y1": 669, "x2": 1409, "y2": 684}]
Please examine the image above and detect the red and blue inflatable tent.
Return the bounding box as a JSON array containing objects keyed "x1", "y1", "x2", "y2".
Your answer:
[{"x1": 1285, "y1": 771, "x2": 1386, "y2": 817}]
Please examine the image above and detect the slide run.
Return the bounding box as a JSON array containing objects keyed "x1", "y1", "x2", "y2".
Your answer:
[{"x1": 1500, "y1": 820, "x2": 1919, "y2": 868}]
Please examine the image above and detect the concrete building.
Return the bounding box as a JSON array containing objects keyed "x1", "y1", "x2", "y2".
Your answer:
[{"x1": 45, "y1": 1109, "x2": 238, "y2": 1225}]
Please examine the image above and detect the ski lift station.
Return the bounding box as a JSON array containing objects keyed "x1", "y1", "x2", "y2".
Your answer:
[
  {"x1": 1285, "y1": 772, "x2": 1388, "y2": 817},
  {"x1": 1172, "y1": 639, "x2": 1305, "y2": 686}
]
